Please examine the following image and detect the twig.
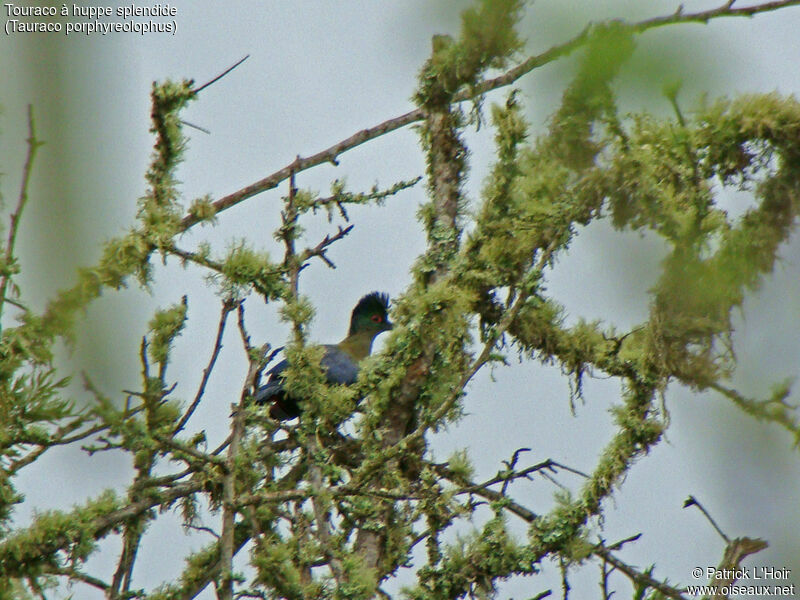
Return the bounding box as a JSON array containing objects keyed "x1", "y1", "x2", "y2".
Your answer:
[
  {"x1": 709, "y1": 381, "x2": 799, "y2": 438},
  {"x1": 173, "y1": 298, "x2": 236, "y2": 435},
  {"x1": 168, "y1": 243, "x2": 284, "y2": 298},
  {"x1": 155, "y1": 435, "x2": 228, "y2": 470},
  {"x1": 212, "y1": 433, "x2": 233, "y2": 456},
  {"x1": 501, "y1": 447, "x2": 530, "y2": 495},
  {"x1": 606, "y1": 533, "x2": 642, "y2": 551},
  {"x1": 235, "y1": 488, "x2": 310, "y2": 508},
  {"x1": 186, "y1": 524, "x2": 220, "y2": 539},
  {"x1": 236, "y1": 301, "x2": 252, "y2": 353},
  {"x1": 307, "y1": 446, "x2": 347, "y2": 584},
  {"x1": 6, "y1": 412, "x2": 92, "y2": 474},
  {"x1": 0, "y1": 105, "x2": 42, "y2": 327},
  {"x1": 9, "y1": 398, "x2": 147, "y2": 476},
  {"x1": 429, "y1": 462, "x2": 539, "y2": 522},
  {"x1": 219, "y1": 303, "x2": 262, "y2": 600},
  {"x1": 683, "y1": 495, "x2": 730, "y2": 544},
  {"x1": 25, "y1": 577, "x2": 47, "y2": 600},
  {"x1": 2, "y1": 296, "x2": 26, "y2": 310},
  {"x1": 476, "y1": 457, "x2": 588, "y2": 496},
  {"x1": 51, "y1": 567, "x2": 111, "y2": 591},
  {"x1": 593, "y1": 544, "x2": 687, "y2": 600},
  {"x1": 192, "y1": 54, "x2": 250, "y2": 94},
  {"x1": 158, "y1": 522, "x2": 253, "y2": 600},
  {"x1": 600, "y1": 555, "x2": 615, "y2": 600},
  {"x1": 168, "y1": 243, "x2": 227, "y2": 272},
  {"x1": 297, "y1": 224, "x2": 354, "y2": 269},
  {"x1": 219, "y1": 404, "x2": 246, "y2": 599},
  {"x1": 139, "y1": 336, "x2": 151, "y2": 385},
  {"x1": 664, "y1": 81, "x2": 687, "y2": 127},
  {"x1": 137, "y1": 466, "x2": 194, "y2": 489},
  {"x1": 282, "y1": 169, "x2": 301, "y2": 304},
  {"x1": 110, "y1": 326, "x2": 175, "y2": 598},
  {"x1": 111, "y1": 490, "x2": 146, "y2": 593},
  {"x1": 0, "y1": 480, "x2": 203, "y2": 583},
  {"x1": 180, "y1": 120, "x2": 211, "y2": 134}
]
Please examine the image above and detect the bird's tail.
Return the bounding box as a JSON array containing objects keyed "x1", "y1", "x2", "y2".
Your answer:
[{"x1": 255, "y1": 382, "x2": 300, "y2": 420}]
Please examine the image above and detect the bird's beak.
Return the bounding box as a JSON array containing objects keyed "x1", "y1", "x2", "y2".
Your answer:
[{"x1": 384, "y1": 319, "x2": 393, "y2": 331}]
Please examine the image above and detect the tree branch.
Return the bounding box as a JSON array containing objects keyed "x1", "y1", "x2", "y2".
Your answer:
[
  {"x1": 176, "y1": 109, "x2": 421, "y2": 233},
  {"x1": 173, "y1": 298, "x2": 237, "y2": 435},
  {"x1": 218, "y1": 306, "x2": 261, "y2": 600},
  {"x1": 173, "y1": 1, "x2": 800, "y2": 235},
  {"x1": 0, "y1": 105, "x2": 42, "y2": 326},
  {"x1": 593, "y1": 543, "x2": 688, "y2": 600}
]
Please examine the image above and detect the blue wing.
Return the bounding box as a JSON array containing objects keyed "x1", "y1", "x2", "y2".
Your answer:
[
  {"x1": 254, "y1": 345, "x2": 358, "y2": 419},
  {"x1": 320, "y1": 346, "x2": 359, "y2": 385}
]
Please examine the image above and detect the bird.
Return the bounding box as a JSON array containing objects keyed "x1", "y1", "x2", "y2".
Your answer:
[{"x1": 255, "y1": 292, "x2": 392, "y2": 420}]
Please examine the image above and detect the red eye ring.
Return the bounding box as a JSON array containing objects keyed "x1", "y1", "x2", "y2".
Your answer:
[{"x1": 371, "y1": 315, "x2": 382, "y2": 323}]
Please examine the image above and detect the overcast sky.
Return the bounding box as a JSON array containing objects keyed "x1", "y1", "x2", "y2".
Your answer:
[{"x1": 2, "y1": 1, "x2": 800, "y2": 598}]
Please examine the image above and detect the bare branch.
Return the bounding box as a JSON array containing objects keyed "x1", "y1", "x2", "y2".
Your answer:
[
  {"x1": 0, "y1": 105, "x2": 42, "y2": 326},
  {"x1": 683, "y1": 495, "x2": 730, "y2": 544},
  {"x1": 192, "y1": 54, "x2": 250, "y2": 95},
  {"x1": 173, "y1": 298, "x2": 237, "y2": 435},
  {"x1": 176, "y1": 108, "x2": 421, "y2": 233}
]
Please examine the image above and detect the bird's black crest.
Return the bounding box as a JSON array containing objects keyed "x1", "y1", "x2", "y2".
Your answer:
[
  {"x1": 347, "y1": 291, "x2": 392, "y2": 336},
  {"x1": 352, "y1": 291, "x2": 390, "y2": 320}
]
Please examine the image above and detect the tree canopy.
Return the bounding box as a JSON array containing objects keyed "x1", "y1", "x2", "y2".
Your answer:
[{"x1": 1, "y1": 1, "x2": 800, "y2": 599}]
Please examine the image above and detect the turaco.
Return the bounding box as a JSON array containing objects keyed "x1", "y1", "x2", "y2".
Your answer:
[{"x1": 256, "y1": 291, "x2": 392, "y2": 419}]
